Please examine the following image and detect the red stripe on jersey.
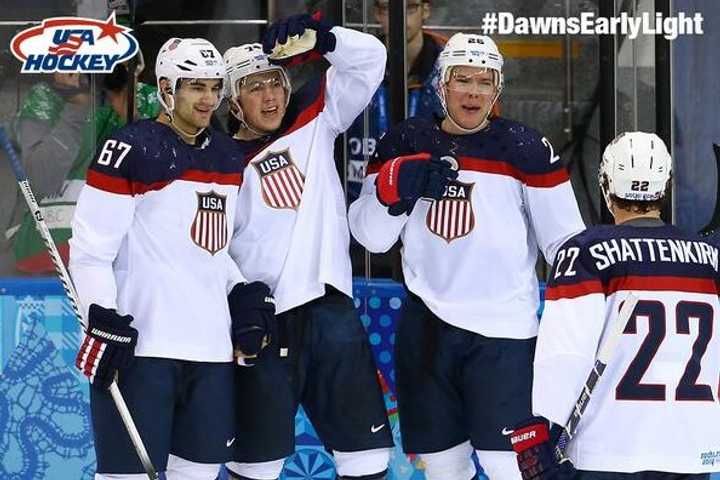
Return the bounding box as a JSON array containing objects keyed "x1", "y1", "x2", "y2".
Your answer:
[
  {"x1": 368, "y1": 154, "x2": 569, "y2": 186},
  {"x1": 284, "y1": 79, "x2": 326, "y2": 137},
  {"x1": 88, "y1": 169, "x2": 241, "y2": 195},
  {"x1": 545, "y1": 279, "x2": 604, "y2": 300},
  {"x1": 458, "y1": 156, "x2": 569, "y2": 187},
  {"x1": 607, "y1": 276, "x2": 719, "y2": 296},
  {"x1": 523, "y1": 168, "x2": 570, "y2": 187},
  {"x1": 87, "y1": 170, "x2": 133, "y2": 194}
]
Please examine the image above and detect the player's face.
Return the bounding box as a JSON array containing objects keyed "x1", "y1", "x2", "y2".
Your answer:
[
  {"x1": 238, "y1": 70, "x2": 287, "y2": 134},
  {"x1": 173, "y1": 78, "x2": 223, "y2": 132},
  {"x1": 444, "y1": 66, "x2": 498, "y2": 130}
]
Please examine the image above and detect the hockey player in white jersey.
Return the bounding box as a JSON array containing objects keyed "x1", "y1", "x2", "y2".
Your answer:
[
  {"x1": 223, "y1": 12, "x2": 393, "y2": 480},
  {"x1": 70, "y1": 38, "x2": 276, "y2": 479},
  {"x1": 348, "y1": 32, "x2": 585, "y2": 480},
  {"x1": 510, "y1": 132, "x2": 720, "y2": 480}
]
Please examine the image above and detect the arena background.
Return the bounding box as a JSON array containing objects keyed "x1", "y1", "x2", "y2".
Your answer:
[{"x1": 1, "y1": 0, "x2": 719, "y2": 478}]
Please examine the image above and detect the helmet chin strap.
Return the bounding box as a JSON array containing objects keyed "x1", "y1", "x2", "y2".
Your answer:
[{"x1": 444, "y1": 89, "x2": 501, "y2": 134}]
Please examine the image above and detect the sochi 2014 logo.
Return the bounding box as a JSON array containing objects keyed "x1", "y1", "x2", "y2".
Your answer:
[{"x1": 10, "y1": 12, "x2": 138, "y2": 73}]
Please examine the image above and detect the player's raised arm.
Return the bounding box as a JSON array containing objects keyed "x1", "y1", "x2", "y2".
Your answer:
[
  {"x1": 69, "y1": 133, "x2": 137, "y2": 318},
  {"x1": 262, "y1": 13, "x2": 386, "y2": 136},
  {"x1": 521, "y1": 134, "x2": 585, "y2": 265},
  {"x1": 320, "y1": 25, "x2": 386, "y2": 134}
]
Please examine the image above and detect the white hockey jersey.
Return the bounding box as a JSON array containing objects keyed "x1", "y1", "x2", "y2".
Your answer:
[
  {"x1": 349, "y1": 116, "x2": 584, "y2": 338},
  {"x1": 535, "y1": 220, "x2": 720, "y2": 473},
  {"x1": 70, "y1": 121, "x2": 246, "y2": 362},
  {"x1": 229, "y1": 27, "x2": 386, "y2": 314}
]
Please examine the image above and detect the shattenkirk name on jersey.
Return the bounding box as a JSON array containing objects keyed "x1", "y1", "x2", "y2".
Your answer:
[{"x1": 589, "y1": 237, "x2": 719, "y2": 272}]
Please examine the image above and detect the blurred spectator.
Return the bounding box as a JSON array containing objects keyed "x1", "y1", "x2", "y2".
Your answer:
[
  {"x1": 5, "y1": 64, "x2": 159, "y2": 275},
  {"x1": 344, "y1": 0, "x2": 445, "y2": 202},
  {"x1": 0, "y1": 73, "x2": 90, "y2": 276}
]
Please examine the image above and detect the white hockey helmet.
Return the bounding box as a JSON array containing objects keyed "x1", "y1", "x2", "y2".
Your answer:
[
  {"x1": 436, "y1": 33, "x2": 504, "y2": 132},
  {"x1": 155, "y1": 37, "x2": 225, "y2": 114},
  {"x1": 600, "y1": 131, "x2": 672, "y2": 206},
  {"x1": 223, "y1": 43, "x2": 290, "y2": 107}
]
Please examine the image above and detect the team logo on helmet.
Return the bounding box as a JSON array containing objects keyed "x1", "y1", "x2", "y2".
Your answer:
[
  {"x1": 10, "y1": 12, "x2": 138, "y2": 73},
  {"x1": 190, "y1": 191, "x2": 228, "y2": 255},
  {"x1": 253, "y1": 149, "x2": 305, "y2": 210},
  {"x1": 426, "y1": 180, "x2": 475, "y2": 243}
]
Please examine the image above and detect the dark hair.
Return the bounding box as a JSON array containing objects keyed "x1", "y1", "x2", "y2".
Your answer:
[{"x1": 609, "y1": 194, "x2": 665, "y2": 215}]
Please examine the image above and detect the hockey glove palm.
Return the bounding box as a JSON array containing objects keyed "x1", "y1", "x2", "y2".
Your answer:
[
  {"x1": 263, "y1": 12, "x2": 336, "y2": 67},
  {"x1": 510, "y1": 417, "x2": 577, "y2": 480},
  {"x1": 375, "y1": 153, "x2": 458, "y2": 216},
  {"x1": 228, "y1": 281, "x2": 277, "y2": 366},
  {"x1": 75, "y1": 304, "x2": 138, "y2": 390}
]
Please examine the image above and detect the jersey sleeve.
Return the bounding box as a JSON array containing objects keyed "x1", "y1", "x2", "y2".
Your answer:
[
  {"x1": 69, "y1": 133, "x2": 138, "y2": 322},
  {"x1": 225, "y1": 254, "x2": 247, "y2": 294},
  {"x1": 321, "y1": 26, "x2": 386, "y2": 135},
  {"x1": 532, "y1": 235, "x2": 607, "y2": 426},
  {"x1": 521, "y1": 135, "x2": 585, "y2": 265},
  {"x1": 348, "y1": 124, "x2": 413, "y2": 253}
]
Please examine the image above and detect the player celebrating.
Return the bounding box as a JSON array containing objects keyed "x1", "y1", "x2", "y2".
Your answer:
[
  {"x1": 511, "y1": 132, "x2": 720, "y2": 480},
  {"x1": 223, "y1": 13, "x2": 393, "y2": 480},
  {"x1": 348, "y1": 32, "x2": 585, "y2": 479},
  {"x1": 70, "y1": 38, "x2": 273, "y2": 479}
]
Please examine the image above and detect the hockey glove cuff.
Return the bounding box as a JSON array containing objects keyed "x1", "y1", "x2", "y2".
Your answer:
[
  {"x1": 75, "y1": 304, "x2": 138, "y2": 390},
  {"x1": 510, "y1": 417, "x2": 576, "y2": 480}
]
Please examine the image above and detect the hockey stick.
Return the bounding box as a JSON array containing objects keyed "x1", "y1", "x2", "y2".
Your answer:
[
  {"x1": 0, "y1": 127, "x2": 159, "y2": 480},
  {"x1": 554, "y1": 292, "x2": 639, "y2": 461},
  {"x1": 699, "y1": 143, "x2": 720, "y2": 237}
]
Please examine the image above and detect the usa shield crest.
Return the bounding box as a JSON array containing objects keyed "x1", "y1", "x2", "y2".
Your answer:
[
  {"x1": 190, "y1": 191, "x2": 228, "y2": 255},
  {"x1": 252, "y1": 149, "x2": 305, "y2": 210},
  {"x1": 426, "y1": 180, "x2": 475, "y2": 243}
]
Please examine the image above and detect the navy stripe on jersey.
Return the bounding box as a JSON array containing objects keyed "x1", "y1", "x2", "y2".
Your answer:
[
  {"x1": 369, "y1": 116, "x2": 567, "y2": 186},
  {"x1": 87, "y1": 120, "x2": 244, "y2": 195},
  {"x1": 546, "y1": 224, "x2": 720, "y2": 300}
]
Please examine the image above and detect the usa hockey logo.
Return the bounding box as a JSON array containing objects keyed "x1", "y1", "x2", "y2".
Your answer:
[
  {"x1": 10, "y1": 12, "x2": 138, "y2": 73},
  {"x1": 190, "y1": 191, "x2": 228, "y2": 255},
  {"x1": 253, "y1": 149, "x2": 305, "y2": 210},
  {"x1": 426, "y1": 180, "x2": 475, "y2": 243}
]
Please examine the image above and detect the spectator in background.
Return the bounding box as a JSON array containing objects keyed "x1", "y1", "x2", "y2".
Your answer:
[
  {"x1": 7, "y1": 62, "x2": 159, "y2": 274},
  {"x1": 1, "y1": 72, "x2": 90, "y2": 276},
  {"x1": 344, "y1": 0, "x2": 445, "y2": 202}
]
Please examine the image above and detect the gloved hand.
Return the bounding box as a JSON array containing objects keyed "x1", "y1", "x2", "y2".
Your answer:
[
  {"x1": 228, "y1": 281, "x2": 276, "y2": 367},
  {"x1": 510, "y1": 417, "x2": 577, "y2": 480},
  {"x1": 75, "y1": 304, "x2": 138, "y2": 390},
  {"x1": 262, "y1": 12, "x2": 336, "y2": 67},
  {"x1": 375, "y1": 153, "x2": 458, "y2": 216}
]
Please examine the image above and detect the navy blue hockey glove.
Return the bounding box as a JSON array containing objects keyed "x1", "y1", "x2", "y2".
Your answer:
[
  {"x1": 375, "y1": 153, "x2": 458, "y2": 216},
  {"x1": 510, "y1": 417, "x2": 577, "y2": 480},
  {"x1": 75, "y1": 304, "x2": 138, "y2": 390},
  {"x1": 228, "y1": 281, "x2": 277, "y2": 367},
  {"x1": 262, "y1": 12, "x2": 336, "y2": 67}
]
